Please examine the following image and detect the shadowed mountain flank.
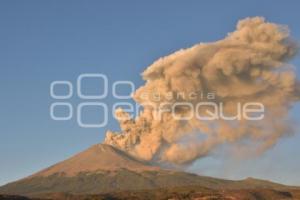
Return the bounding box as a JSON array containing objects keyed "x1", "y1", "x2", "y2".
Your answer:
[{"x1": 0, "y1": 144, "x2": 299, "y2": 199}]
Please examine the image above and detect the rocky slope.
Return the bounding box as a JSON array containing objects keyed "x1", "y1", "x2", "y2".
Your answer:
[{"x1": 0, "y1": 144, "x2": 299, "y2": 199}]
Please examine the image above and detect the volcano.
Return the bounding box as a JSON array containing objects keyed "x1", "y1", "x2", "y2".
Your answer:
[
  {"x1": 0, "y1": 144, "x2": 299, "y2": 199},
  {"x1": 30, "y1": 144, "x2": 159, "y2": 177}
]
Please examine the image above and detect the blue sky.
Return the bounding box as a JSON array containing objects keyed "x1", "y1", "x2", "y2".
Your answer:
[{"x1": 0, "y1": 0, "x2": 300, "y2": 186}]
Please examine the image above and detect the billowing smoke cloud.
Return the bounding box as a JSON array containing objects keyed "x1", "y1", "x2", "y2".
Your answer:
[{"x1": 104, "y1": 17, "x2": 299, "y2": 165}]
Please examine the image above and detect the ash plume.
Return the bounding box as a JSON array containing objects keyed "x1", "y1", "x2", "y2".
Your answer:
[{"x1": 104, "y1": 17, "x2": 299, "y2": 165}]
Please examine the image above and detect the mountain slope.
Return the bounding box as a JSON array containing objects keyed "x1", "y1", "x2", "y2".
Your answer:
[
  {"x1": 31, "y1": 144, "x2": 159, "y2": 177},
  {"x1": 0, "y1": 144, "x2": 298, "y2": 197}
]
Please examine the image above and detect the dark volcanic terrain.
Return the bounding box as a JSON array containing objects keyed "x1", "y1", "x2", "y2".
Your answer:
[{"x1": 1, "y1": 144, "x2": 299, "y2": 200}]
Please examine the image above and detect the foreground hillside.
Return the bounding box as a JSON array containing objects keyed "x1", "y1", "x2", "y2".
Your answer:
[{"x1": 1, "y1": 186, "x2": 300, "y2": 200}]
